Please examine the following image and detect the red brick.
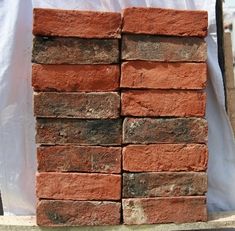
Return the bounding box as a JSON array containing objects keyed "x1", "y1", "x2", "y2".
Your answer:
[
  {"x1": 121, "y1": 90, "x2": 206, "y2": 117},
  {"x1": 123, "y1": 197, "x2": 207, "y2": 225},
  {"x1": 123, "y1": 144, "x2": 208, "y2": 172},
  {"x1": 36, "y1": 172, "x2": 121, "y2": 201},
  {"x1": 123, "y1": 172, "x2": 207, "y2": 198},
  {"x1": 34, "y1": 92, "x2": 120, "y2": 119},
  {"x1": 122, "y1": 7, "x2": 208, "y2": 37},
  {"x1": 33, "y1": 8, "x2": 121, "y2": 38},
  {"x1": 121, "y1": 61, "x2": 207, "y2": 90},
  {"x1": 122, "y1": 35, "x2": 206, "y2": 62},
  {"x1": 32, "y1": 64, "x2": 120, "y2": 92},
  {"x1": 36, "y1": 119, "x2": 122, "y2": 145},
  {"x1": 37, "y1": 146, "x2": 121, "y2": 173},
  {"x1": 123, "y1": 117, "x2": 208, "y2": 144},
  {"x1": 37, "y1": 200, "x2": 121, "y2": 226}
]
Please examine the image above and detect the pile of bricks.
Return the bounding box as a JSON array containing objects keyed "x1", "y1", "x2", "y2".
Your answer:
[{"x1": 32, "y1": 7, "x2": 208, "y2": 227}]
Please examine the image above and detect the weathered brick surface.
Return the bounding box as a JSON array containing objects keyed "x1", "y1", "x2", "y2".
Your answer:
[
  {"x1": 122, "y1": 197, "x2": 207, "y2": 225},
  {"x1": 37, "y1": 200, "x2": 121, "y2": 226},
  {"x1": 123, "y1": 144, "x2": 208, "y2": 172},
  {"x1": 32, "y1": 37, "x2": 119, "y2": 64},
  {"x1": 36, "y1": 119, "x2": 122, "y2": 145},
  {"x1": 34, "y1": 92, "x2": 120, "y2": 119},
  {"x1": 33, "y1": 8, "x2": 121, "y2": 38},
  {"x1": 122, "y1": 35, "x2": 206, "y2": 62},
  {"x1": 122, "y1": 7, "x2": 208, "y2": 37},
  {"x1": 123, "y1": 117, "x2": 208, "y2": 144},
  {"x1": 123, "y1": 172, "x2": 207, "y2": 198},
  {"x1": 121, "y1": 90, "x2": 206, "y2": 117},
  {"x1": 37, "y1": 146, "x2": 121, "y2": 173},
  {"x1": 121, "y1": 61, "x2": 207, "y2": 90},
  {"x1": 37, "y1": 172, "x2": 121, "y2": 200},
  {"x1": 32, "y1": 64, "x2": 120, "y2": 92}
]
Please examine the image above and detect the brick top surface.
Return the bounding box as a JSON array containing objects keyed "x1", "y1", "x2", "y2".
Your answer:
[
  {"x1": 122, "y1": 7, "x2": 208, "y2": 37},
  {"x1": 33, "y1": 8, "x2": 121, "y2": 38}
]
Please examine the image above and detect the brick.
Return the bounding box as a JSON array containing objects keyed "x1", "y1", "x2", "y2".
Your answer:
[
  {"x1": 122, "y1": 7, "x2": 208, "y2": 37},
  {"x1": 32, "y1": 64, "x2": 120, "y2": 92},
  {"x1": 122, "y1": 35, "x2": 206, "y2": 62},
  {"x1": 121, "y1": 61, "x2": 207, "y2": 90},
  {"x1": 37, "y1": 146, "x2": 121, "y2": 173},
  {"x1": 36, "y1": 172, "x2": 121, "y2": 200},
  {"x1": 34, "y1": 92, "x2": 120, "y2": 119},
  {"x1": 123, "y1": 117, "x2": 207, "y2": 144},
  {"x1": 122, "y1": 197, "x2": 207, "y2": 225},
  {"x1": 37, "y1": 200, "x2": 121, "y2": 226},
  {"x1": 36, "y1": 119, "x2": 122, "y2": 145},
  {"x1": 123, "y1": 172, "x2": 207, "y2": 198},
  {"x1": 121, "y1": 90, "x2": 206, "y2": 117},
  {"x1": 123, "y1": 144, "x2": 208, "y2": 172},
  {"x1": 33, "y1": 8, "x2": 121, "y2": 38},
  {"x1": 32, "y1": 37, "x2": 119, "y2": 64}
]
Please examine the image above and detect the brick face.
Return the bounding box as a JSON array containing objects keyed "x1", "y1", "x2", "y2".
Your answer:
[
  {"x1": 37, "y1": 146, "x2": 121, "y2": 173},
  {"x1": 123, "y1": 117, "x2": 208, "y2": 144},
  {"x1": 122, "y1": 35, "x2": 206, "y2": 62},
  {"x1": 36, "y1": 172, "x2": 121, "y2": 200},
  {"x1": 36, "y1": 118, "x2": 122, "y2": 145},
  {"x1": 122, "y1": 7, "x2": 208, "y2": 37},
  {"x1": 123, "y1": 144, "x2": 208, "y2": 172},
  {"x1": 121, "y1": 90, "x2": 206, "y2": 117},
  {"x1": 121, "y1": 61, "x2": 207, "y2": 90},
  {"x1": 33, "y1": 8, "x2": 121, "y2": 38},
  {"x1": 32, "y1": 37, "x2": 119, "y2": 64},
  {"x1": 37, "y1": 200, "x2": 121, "y2": 226},
  {"x1": 34, "y1": 92, "x2": 120, "y2": 119},
  {"x1": 122, "y1": 197, "x2": 207, "y2": 225},
  {"x1": 32, "y1": 64, "x2": 120, "y2": 92},
  {"x1": 123, "y1": 172, "x2": 207, "y2": 198}
]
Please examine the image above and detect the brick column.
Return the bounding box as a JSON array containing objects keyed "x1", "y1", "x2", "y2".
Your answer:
[
  {"x1": 121, "y1": 7, "x2": 208, "y2": 225},
  {"x1": 32, "y1": 9, "x2": 122, "y2": 226}
]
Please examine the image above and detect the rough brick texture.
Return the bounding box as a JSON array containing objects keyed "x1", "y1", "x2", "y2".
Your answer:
[
  {"x1": 123, "y1": 144, "x2": 208, "y2": 172},
  {"x1": 36, "y1": 119, "x2": 122, "y2": 145},
  {"x1": 123, "y1": 197, "x2": 207, "y2": 225},
  {"x1": 37, "y1": 200, "x2": 121, "y2": 226},
  {"x1": 122, "y1": 7, "x2": 208, "y2": 37},
  {"x1": 121, "y1": 61, "x2": 207, "y2": 90},
  {"x1": 34, "y1": 92, "x2": 120, "y2": 119},
  {"x1": 32, "y1": 37, "x2": 119, "y2": 64},
  {"x1": 121, "y1": 90, "x2": 206, "y2": 117},
  {"x1": 32, "y1": 64, "x2": 120, "y2": 92},
  {"x1": 33, "y1": 8, "x2": 121, "y2": 38},
  {"x1": 37, "y1": 172, "x2": 121, "y2": 200},
  {"x1": 123, "y1": 172, "x2": 207, "y2": 198},
  {"x1": 122, "y1": 35, "x2": 206, "y2": 62},
  {"x1": 37, "y1": 146, "x2": 121, "y2": 173},
  {"x1": 123, "y1": 117, "x2": 208, "y2": 144}
]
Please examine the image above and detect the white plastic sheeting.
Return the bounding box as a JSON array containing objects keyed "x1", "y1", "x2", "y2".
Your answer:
[{"x1": 0, "y1": 0, "x2": 235, "y2": 215}]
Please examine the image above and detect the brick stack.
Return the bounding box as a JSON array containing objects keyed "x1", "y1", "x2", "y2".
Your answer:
[
  {"x1": 32, "y1": 7, "x2": 209, "y2": 227},
  {"x1": 32, "y1": 9, "x2": 122, "y2": 226},
  {"x1": 121, "y1": 7, "x2": 208, "y2": 225}
]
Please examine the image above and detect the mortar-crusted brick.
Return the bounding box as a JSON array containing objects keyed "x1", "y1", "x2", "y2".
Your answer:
[
  {"x1": 122, "y1": 7, "x2": 208, "y2": 37},
  {"x1": 123, "y1": 197, "x2": 207, "y2": 225},
  {"x1": 36, "y1": 172, "x2": 121, "y2": 200},
  {"x1": 122, "y1": 35, "x2": 206, "y2": 62},
  {"x1": 123, "y1": 144, "x2": 208, "y2": 172},
  {"x1": 37, "y1": 146, "x2": 121, "y2": 173},
  {"x1": 121, "y1": 61, "x2": 207, "y2": 90},
  {"x1": 32, "y1": 64, "x2": 120, "y2": 92},
  {"x1": 32, "y1": 37, "x2": 119, "y2": 64},
  {"x1": 36, "y1": 118, "x2": 122, "y2": 145},
  {"x1": 123, "y1": 117, "x2": 208, "y2": 144},
  {"x1": 33, "y1": 8, "x2": 121, "y2": 38}
]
